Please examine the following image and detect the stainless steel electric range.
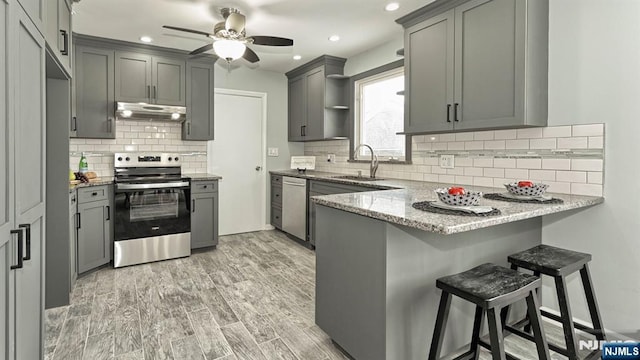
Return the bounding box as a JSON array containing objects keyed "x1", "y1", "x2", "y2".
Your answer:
[{"x1": 113, "y1": 152, "x2": 191, "y2": 268}]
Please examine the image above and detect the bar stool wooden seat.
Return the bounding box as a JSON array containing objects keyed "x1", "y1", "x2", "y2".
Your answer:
[
  {"x1": 505, "y1": 244, "x2": 606, "y2": 360},
  {"x1": 429, "y1": 263, "x2": 551, "y2": 360}
]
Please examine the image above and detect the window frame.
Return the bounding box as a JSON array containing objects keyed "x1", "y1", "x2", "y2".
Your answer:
[{"x1": 348, "y1": 59, "x2": 411, "y2": 164}]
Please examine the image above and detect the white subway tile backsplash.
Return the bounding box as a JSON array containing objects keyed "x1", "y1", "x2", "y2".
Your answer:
[
  {"x1": 505, "y1": 139, "x2": 529, "y2": 149},
  {"x1": 455, "y1": 176, "x2": 474, "y2": 185},
  {"x1": 432, "y1": 167, "x2": 447, "y2": 175},
  {"x1": 439, "y1": 134, "x2": 456, "y2": 142},
  {"x1": 447, "y1": 142, "x2": 465, "y2": 151},
  {"x1": 484, "y1": 140, "x2": 506, "y2": 150},
  {"x1": 542, "y1": 159, "x2": 571, "y2": 170},
  {"x1": 455, "y1": 158, "x2": 474, "y2": 167},
  {"x1": 557, "y1": 137, "x2": 588, "y2": 149},
  {"x1": 530, "y1": 138, "x2": 557, "y2": 150},
  {"x1": 493, "y1": 158, "x2": 516, "y2": 168},
  {"x1": 588, "y1": 136, "x2": 603, "y2": 149},
  {"x1": 432, "y1": 142, "x2": 447, "y2": 151},
  {"x1": 416, "y1": 142, "x2": 432, "y2": 151},
  {"x1": 423, "y1": 174, "x2": 440, "y2": 182},
  {"x1": 473, "y1": 177, "x2": 494, "y2": 187},
  {"x1": 424, "y1": 157, "x2": 439, "y2": 166},
  {"x1": 455, "y1": 132, "x2": 474, "y2": 141},
  {"x1": 494, "y1": 129, "x2": 517, "y2": 140},
  {"x1": 464, "y1": 167, "x2": 484, "y2": 177},
  {"x1": 529, "y1": 170, "x2": 556, "y2": 181},
  {"x1": 516, "y1": 158, "x2": 542, "y2": 169},
  {"x1": 546, "y1": 181, "x2": 571, "y2": 194},
  {"x1": 543, "y1": 126, "x2": 572, "y2": 138},
  {"x1": 571, "y1": 159, "x2": 603, "y2": 171},
  {"x1": 473, "y1": 158, "x2": 494, "y2": 168},
  {"x1": 588, "y1": 172, "x2": 603, "y2": 184},
  {"x1": 483, "y1": 168, "x2": 505, "y2": 178},
  {"x1": 556, "y1": 171, "x2": 586, "y2": 183},
  {"x1": 464, "y1": 141, "x2": 484, "y2": 150},
  {"x1": 446, "y1": 167, "x2": 465, "y2": 176},
  {"x1": 571, "y1": 183, "x2": 603, "y2": 196},
  {"x1": 572, "y1": 124, "x2": 604, "y2": 137},
  {"x1": 473, "y1": 131, "x2": 494, "y2": 141},
  {"x1": 517, "y1": 128, "x2": 543, "y2": 139},
  {"x1": 438, "y1": 175, "x2": 455, "y2": 184},
  {"x1": 505, "y1": 168, "x2": 529, "y2": 179}
]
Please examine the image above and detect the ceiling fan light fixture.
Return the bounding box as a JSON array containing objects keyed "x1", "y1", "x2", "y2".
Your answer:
[{"x1": 213, "y1": 39, "x2": 247, "y2": 61}]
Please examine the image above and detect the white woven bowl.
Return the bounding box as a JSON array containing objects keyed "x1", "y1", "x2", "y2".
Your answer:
[
  {"x1": 435, "y1": 188, "x2": 482, "y2": 206},
  {"x1": 504, "y1": 182, "x2": 549, "y2": 197}
]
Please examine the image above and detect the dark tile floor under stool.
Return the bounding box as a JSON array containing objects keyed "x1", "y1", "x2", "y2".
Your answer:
[{"x1": 46, "y1": 230, "x2": 603, "y2": 360}]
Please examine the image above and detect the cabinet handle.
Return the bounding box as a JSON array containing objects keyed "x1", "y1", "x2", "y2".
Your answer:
[
  {"x1": 187, "y1": 122, "x2": 191, "y2": 135},
  {"x1": 92, "y1": 192, "x2": 97, "y2": 196},
  {"x1": 60, "y1": 30, "x2": 68, "y2": 56},
  {"x1": 147, "y1": 85, "x2": 151, "y2": 100},
  {"x1": 77, "y1": 213, "x2": 81, "y2": 229},
  {"x1": 72, "y1": 116, "x2": 78, "y2": 132},
  {"x1": 106, "y1": 206, "x2": 110, "y2": 221},
  {"x1": 10, "y1": 229, "x2": 23, "y2": 270},
  {"x1": 301, "y1": 125, "x2": 306, "y2": 137},
  {"x1": 446, "y1": 104, "x2": 451, "y2": 123},
  {"x1": 19, "y1": 224, "x2": 31, "y2": 261},
  {"x1": 192, "y1": 199, "x2": 196, "y2": 213},
  {"x1": 107, "y1": 117, "x2": 114, "y2": 133},
  {"x1": 203, "y1": 185, "x2": 207, "y2": 189},
  {"x1": 153, "y1": 86, "x2": 157, "y2": 100},
  {"x1": 454, "y1": 103, "x2": 460, "y2": 122}
]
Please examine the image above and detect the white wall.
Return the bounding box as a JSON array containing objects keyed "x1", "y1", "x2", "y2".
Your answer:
[
  {"x1": 344, "y1": 35, "x2": 404, "y2": 76},
  {"x1": 213, "y1": 66, "x2": 304, "y2": 224},
  {"x1": 541, "y1": 0, "x2": 640, "y2": 336}
]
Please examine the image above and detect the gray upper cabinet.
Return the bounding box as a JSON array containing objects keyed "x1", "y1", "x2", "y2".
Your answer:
[
  {"x1": 45, "y1": 0, "x2": 72, "y2": 74},
  {"x1": 76, "y1": 186, "x2": 111, "y2": 274},
  {"x1": 190, "y1": 180, "x2": 219, "y2": 249},
  {"x1": 17, "y1": 0, "x2": 44, "y2": 33},
  {"x1": 286, "y1": 55, "x2": 349, "y2": 142},
  {"x1": 115, "y1": 51, "x2": 186, "y2": 106},
  {"x1": 183, "y1": 61, "x2": 215, "y2": 141},
  {"x1": 397, "y1": 0, "x2": 548, "y2": 134},
  {"x1": 74, "y1": 45, "x2": 115, "y2": 139}
]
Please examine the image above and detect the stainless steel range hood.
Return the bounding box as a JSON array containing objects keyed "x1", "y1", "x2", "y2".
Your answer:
[{"x1": 115, "y1": 102, "x2": 186, "y2": 122}]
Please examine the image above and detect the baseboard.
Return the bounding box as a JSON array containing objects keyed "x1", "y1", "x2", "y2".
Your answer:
[{"x1": 264, "y1": 224, "x2": 275, "y2": 230}]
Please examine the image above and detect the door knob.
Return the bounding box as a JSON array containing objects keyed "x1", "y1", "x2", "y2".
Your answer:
[{"x1": 255, "y1": 166, "x2": 262, "y2": 171}]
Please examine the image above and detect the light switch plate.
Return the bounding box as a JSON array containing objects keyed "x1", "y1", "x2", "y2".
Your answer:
[
  {"x1": 440, "y1": 154, "x2": 455, "y2": 169},
  {"x1": 268, "y1": 147, "x2": 279, "y2": 157},
  {"x1": 327, "y1": 153, "x2": 336, "y2": 163}
]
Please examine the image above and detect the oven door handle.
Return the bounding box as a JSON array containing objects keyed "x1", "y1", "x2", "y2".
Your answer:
[{"x1": 116, "y1": 181, "x2": 190, "y2": 190}]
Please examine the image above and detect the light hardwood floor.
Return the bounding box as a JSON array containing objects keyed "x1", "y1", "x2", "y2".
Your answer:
[{"x1": 45, "y1": 230, "x2": 349, "y2": 360}]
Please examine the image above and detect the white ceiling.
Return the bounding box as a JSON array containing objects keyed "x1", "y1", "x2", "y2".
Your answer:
[{"x1": 72, "y1": 0, "x2": 434, "y2": 73}]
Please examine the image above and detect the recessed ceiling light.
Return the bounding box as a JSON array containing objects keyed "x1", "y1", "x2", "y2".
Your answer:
[
  {"x1": 140, "y1": 36, "x2": 153, "y2": 43},
  {"x1": 329, "y1": 35, "x2": 340, "y2": 42},
  {"x1": 385, "y1": 2, "x2": 400, "y2": 11},
  {"x1": 293, "y1": 55, "x2": 302, "y2": 60}
]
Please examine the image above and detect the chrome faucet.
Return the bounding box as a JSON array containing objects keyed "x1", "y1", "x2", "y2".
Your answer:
[{"x1": 354, "y1": 144, "x2": 379, "y2": 178}]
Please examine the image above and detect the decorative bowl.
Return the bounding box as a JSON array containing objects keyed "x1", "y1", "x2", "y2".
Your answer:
[
  {"x1": 434, "y1": 188, "x2": 482, "y2": 206},
  {"x1": 504, "y1": 182, "x2": 549, "y2": 197}
]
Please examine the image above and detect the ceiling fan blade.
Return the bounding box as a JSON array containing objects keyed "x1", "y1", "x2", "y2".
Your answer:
[
  {"x1": 250, "y1": 36, "x2": 293, "y2": 47},
  {"x1": 163, "y1": 25, "x2": 213, "y2": 38},
  {"x1": 189, "y1": 43, "x2": 213, "y2": 56},
  {"x1": 225, "y1": 12, "x2": 246, "y2": 33},
  {"x1": 242, "y1": 47, "x2": 260, "y2": 63}
]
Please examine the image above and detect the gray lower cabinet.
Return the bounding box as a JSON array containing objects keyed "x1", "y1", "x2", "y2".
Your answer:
[
  {"x1": 270, "y1": 175, "x2": 283, "y2": 229},
  {"x1": 398, "y1": 0, "x2": 548, "y2": 134},
  {"x1": 1, "y1": 2, "x2": 46, "y2": 358},
  {"x1": 183, "y1": 61, "x2": 215, "y2": 140},
  {"x1": 286, "y1": 55, "x2": 350, "y2": 142},
  {"x1": 115, "y1": 51, "x2": 186, "y2": 106},
  {"x1": 190, "y1": 180, "x2": 219, "y2": 249},
  {"x1": 74, "y1": 45, "x2": 116, "y2": 138},
  {"x1": 76, "y1": 186, "x2": 112, "y2": 274},
  {"x1": 69, "y1": 192, "x2": 77, "y2": 288},
  {"x1": 307, "y1": 180, "x2": 382, "y2": 245}
]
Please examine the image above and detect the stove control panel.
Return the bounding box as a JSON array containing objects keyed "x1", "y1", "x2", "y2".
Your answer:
[{"x1": 114, "y1": 153, "x2": 182, "y2": 168}]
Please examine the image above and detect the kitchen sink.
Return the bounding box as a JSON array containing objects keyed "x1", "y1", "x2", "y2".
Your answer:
[{"x1": 331, "y1": 175, "x2": 385, "y2": 181}]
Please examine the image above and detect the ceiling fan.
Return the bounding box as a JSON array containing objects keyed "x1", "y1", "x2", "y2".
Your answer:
[{"x1": 163, "y1": 8, "x2": 293, "y2": 64}]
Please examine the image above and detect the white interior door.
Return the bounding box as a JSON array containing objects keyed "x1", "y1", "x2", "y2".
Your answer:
[{"x1": 208, "y1": 89, "x2": 266, "y2": 236}]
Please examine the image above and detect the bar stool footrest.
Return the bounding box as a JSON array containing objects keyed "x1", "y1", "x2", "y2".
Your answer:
[
  {"x1": 539, "y1": 309, "x2": 603, "y2": 338},
  {"x1": 477, "y1": 339, "x2": 520, "y2": 360}
]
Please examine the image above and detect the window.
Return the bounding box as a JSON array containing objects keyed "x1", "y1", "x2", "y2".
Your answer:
[{"x1": 353, "y1": 65, "x2": 406, "y2": 160}]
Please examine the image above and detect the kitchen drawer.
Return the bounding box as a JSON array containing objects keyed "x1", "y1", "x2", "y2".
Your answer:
[
  {"x1": 271, "y1": 185, "x2": 282, "y2": 206},
  {"x1": 271, "y1": 206, "x2": 282, "y2": 229},
  {"x1": 271, "y1": 175, "x2": 282, "y2": 186},
  {"x1": 78, "y1": 185, "x2": 109, "y2": 204},
  {"x1": 192, "y1": 181, "x2": 218, "y2": 194}
]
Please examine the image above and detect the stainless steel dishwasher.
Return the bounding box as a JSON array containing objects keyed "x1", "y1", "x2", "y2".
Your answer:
[{"x1": 282, "y1": 176, "x2": 307, "y2": 240}]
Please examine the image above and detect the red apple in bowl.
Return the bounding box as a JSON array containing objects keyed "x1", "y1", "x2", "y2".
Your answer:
[
  {"x1": 517, "y1": 181, "x2": 534, "y2": 188},
  {"x1": 448, "y1": 187, "x2": 466, "y2": 195}
]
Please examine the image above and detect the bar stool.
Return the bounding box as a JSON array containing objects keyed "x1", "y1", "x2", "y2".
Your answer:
[
  {"x1": 429, "y1": 263, "x2": 550, "y2": 360},
  {"x1": 505, "y1": 245, "x2": 606, "y2": 360}
]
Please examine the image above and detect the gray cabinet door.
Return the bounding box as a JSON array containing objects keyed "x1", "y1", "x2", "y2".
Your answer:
[
  {"x1": 16, "y1": 0, "x2": 43, "y2": 32},
  {"x1": 75, "y1": 46, "x2": 115, "y2": 138},
  {"x1": 76, "y1": 200, "x2": 110, "y2": 274},
  {"x1": 152, "y1": 56, "x2": 185, "y2": 106},
  {"x1": 0, "y1": 238, "x2": 16, "y2": 360},
  {"x1": 115, "y1": 51, "x2": 152, "y2": 103},
  {"x1": 13, "y1": 6, "x2": 45, "y2": 359},
  {"x1": 57, "y1": 0, "x2": 71, "y2": 71},
  {"x1": 183, "y1": 61, "x2": 214, "y2": 140},
  {"x1": 69, "y1": 194, "x2": 77, "y2": 288},
  {"x1": 453, "y1": 0, "x2": 524, "y2": 130},
  {"x1": 305, "y1": 67, "x2": 325, "y2": 140},
  {"x1": 288, "y1": 75, "x2": 305, "y2": 141},
  {"x1": 405, "y1": 9, "x2": 455, "y2": 133},
  {"x1": 191, "y1": 193, "x2": 218, "y2": 249}
]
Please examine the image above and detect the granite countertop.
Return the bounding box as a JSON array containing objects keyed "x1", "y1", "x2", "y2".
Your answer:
[
  {"x1": 69, "y1": 174, "x2": 222, "y2": 191},
  {"x1": 269, "y1": 170, "x2": 604, "y2": 235}
]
